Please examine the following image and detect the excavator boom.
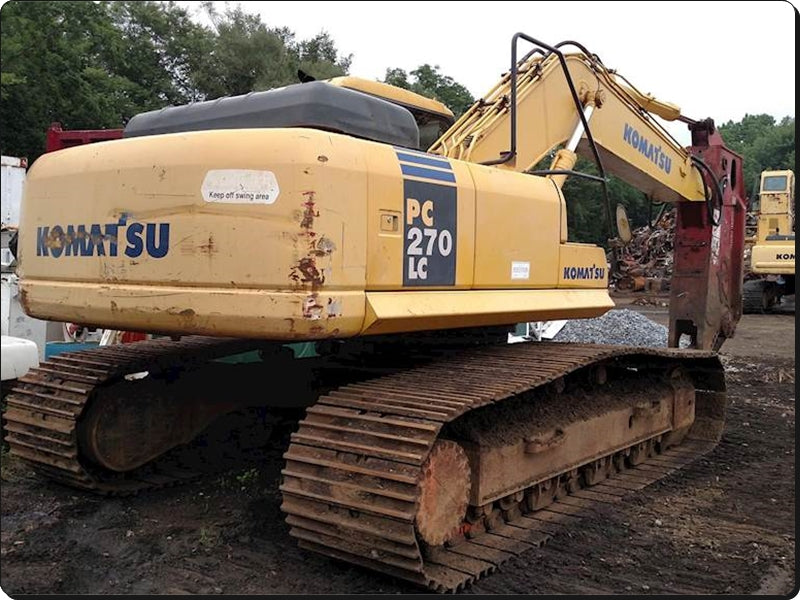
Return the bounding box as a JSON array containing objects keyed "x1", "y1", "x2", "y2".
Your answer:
[
  {"x1": 432, "y1": 34, "x2": 746, "y2": 349},
  {"x1": 429, "y1": 36, "x2": 705, "y2": 205}
]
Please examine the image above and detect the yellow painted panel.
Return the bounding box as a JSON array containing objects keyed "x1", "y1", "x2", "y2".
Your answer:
[
  {"x1": 365, "y1": 145, "x2": 404, "y2": 289},
  {"x1": 470, "y1": 164, "x2": 561, "y2": 288},
  {"x1": 362, "y1": 289, "x2": 613, "y2": 335},
  {"x1": 366, "y1": 149, "x2": 475, "y2": 290},
  {"x1": 751, "y1": 242, "x2": 795, "y2": 274},
  {"x1": 327, "y1": 76, "x2": 453, "y2": 119},
  {"x1": 21, "y1": 280, "x2": 365, "y2": 340},
  {"x1": 558, "y1": 244, "x2": 609, "y2": 288},
  {"x1": 364, "y1": 149, "x2": 475, "y2": 290}
]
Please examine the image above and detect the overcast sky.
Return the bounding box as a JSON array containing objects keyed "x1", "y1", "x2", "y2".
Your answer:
[{"x1": 183, "y1": 0, "x2": 796, "y2": 144}]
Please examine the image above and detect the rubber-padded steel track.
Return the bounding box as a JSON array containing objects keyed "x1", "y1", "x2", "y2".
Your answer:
[
  {"x1": 4, "y1": 336, "x2": 265, "y2": 494},
  {"x1": 280, "y1": 342, "x2": 725, "y2": 592}
]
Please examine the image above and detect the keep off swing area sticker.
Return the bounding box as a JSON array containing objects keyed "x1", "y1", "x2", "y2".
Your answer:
[{"x1": 201, "y1": 169, "x2": 280, "y2": 205}]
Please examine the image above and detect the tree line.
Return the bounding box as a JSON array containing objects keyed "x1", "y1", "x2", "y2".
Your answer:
[
  {"x1": 1, "y1": 1, "x2": 792, "y2": 247},
  {"x1": 0, "y1": 0, "x2": 471, "y2": 161}
]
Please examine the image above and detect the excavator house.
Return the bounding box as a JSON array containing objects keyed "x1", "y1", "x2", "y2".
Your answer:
[{"x1": 6, "y1": 35, "x2": 745, "y2": 591}]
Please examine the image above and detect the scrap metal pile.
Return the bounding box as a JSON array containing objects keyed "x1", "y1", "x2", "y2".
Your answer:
[{"x1": 610, "y1": 209, "x2": 675, "y2": 293}]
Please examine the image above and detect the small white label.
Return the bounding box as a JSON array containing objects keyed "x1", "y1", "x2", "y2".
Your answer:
[
  {"x1": 710, "y1": 208, "x2": 721, "y2": 265},
  {"x1": 1, "y1": 247, "x2": 13, "y2": 267},
  {"x1": 201, "y1": 169, "x2": 280, "y2": 205},
  {"x1": 511, "y1": 261, "x2": 530, "y2": 280}
]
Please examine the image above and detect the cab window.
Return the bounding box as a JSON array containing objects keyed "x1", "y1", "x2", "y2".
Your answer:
[{"x1": 762, "y1": 175, "x2": 788, "y2": 192}]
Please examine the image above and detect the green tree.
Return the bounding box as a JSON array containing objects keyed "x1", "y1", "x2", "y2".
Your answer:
[
  {"x1": 195, "y1": 3, "x2": 295, "y2": 97},
  {"x1": 560, "y1": 157, "x2": 654, "y2": 248},
  {"x1": 383, "y1": 64, "x2": 474, "y2": 116},
  {"x1": 106, "y1": 1, "x2": 214, "y2": 105},
  {"x1": 297, "y1": 31, "x2": 352, "y2": 81},
  {"x1": 1, "y1": 1, "x2": 120, "y2": 158},
  {"x1": 0, "y1": 1, "x2": 354, "y2": 161},
  {"x1": 196, "y1": 3, "x2": 351, "y2": 97},
  {"x1": 718, "y1": 114, "x2": 795, "y2": 200},
  {"x1": 0, "y1": 0, "x2": 212, "y2": 160}
]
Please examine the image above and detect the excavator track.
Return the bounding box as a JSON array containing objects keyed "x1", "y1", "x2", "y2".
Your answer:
[
  {"x1": 3, "y1": 336, "x2": 266, "y2": 494},
  {"x1": 281, "y1": 342, "x2": 726, "y2": 592},
  {"x1": 742, "y1": 279, "x2": 768, "y2": 313}
]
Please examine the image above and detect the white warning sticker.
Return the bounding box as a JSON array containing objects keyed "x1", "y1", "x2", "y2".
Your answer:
[
  {"x1": 201, "y1": 169, "x2": 280, "y2": 205},
  {"x1": 511, "y1": 261, "x2": 530, "y2": 280}
]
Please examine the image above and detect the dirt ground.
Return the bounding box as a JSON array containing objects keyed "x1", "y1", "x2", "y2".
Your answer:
[{"x1": 0, "y1": 299, "x2": 795, "y2": 596}]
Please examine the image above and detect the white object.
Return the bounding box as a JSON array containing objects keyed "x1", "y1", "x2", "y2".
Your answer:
[
  {"x1": 528, "y1": 320, "x2": 568, "y2": 340},
  {"x1": 1, "y1": 335, "x2": 39, "y2": 381},
  {"x1": 511, "y1": 261, "x2": 530, "y2": 280},
  {"x1": 1, "y1": 273, "x2": 47, "y2": 360},
  {"x1": 508, "y1": 319, "x2": 568, "y2": 344},
  {"x1": 1, "y1": 155, "x2": 27, "y2": 229},
  {"x1": 201, "y1": 169, "x2": 280, "y2": 204}
]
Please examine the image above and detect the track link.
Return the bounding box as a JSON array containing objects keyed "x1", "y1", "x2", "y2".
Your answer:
[
  {"x1": 742, "y1": 279, "x2": 768, "y2": 314},
  {"x1": 281, "y1": 342, "x2": 726, "y2": 592},
  {"x1": 3, "y1": 336, "x2": 266, "y2": 494}
]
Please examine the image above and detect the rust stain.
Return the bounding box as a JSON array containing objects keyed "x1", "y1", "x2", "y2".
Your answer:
[
  {"x1": 299, "y1": 191, "x2": 319, "y2": 231},
  {"x1": 43, "y1": 227, "x2": 112, "y2": 250},
  {"x1": 162, "y1": 307, "x2": 198, "y2": 330},
  {"x1": 290, "y1": 257, "x2": 325, "y2": 286},
  {"x1": 198, "y1": 234, "x2": 217, "y2": 255},
  {"x1": 18, "y1": 287, "x2": 30, "y2": 313},
  {"x1": 290, "y1": 191, "x2": 340, "y2": 323},
  {"x1": 284, "y1": 318, "x2": 297, "y2": 334},
  {"x1": 44, "y1": 228, "x2": 64, "y2": 250},
  {"x1": 290, "y1": 191, "x2": 326, "y2": 290}
]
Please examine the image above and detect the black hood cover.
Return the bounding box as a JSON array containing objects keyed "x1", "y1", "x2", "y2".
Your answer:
[{"x1": 123, "y1": 81, "x2": 420, "y2": 149}]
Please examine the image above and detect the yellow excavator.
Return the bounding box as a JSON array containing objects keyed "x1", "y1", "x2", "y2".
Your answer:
[
  {"x1": 743, "y1": 169, "x2": 794, "y2": 312},
  {"x1": 6, "y1": 35, "x2": 745, "y2": 591}
]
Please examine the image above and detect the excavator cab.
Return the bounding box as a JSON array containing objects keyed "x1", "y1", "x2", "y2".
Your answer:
[
  {"x1": 744, "y1": 169, "x2": 795, "y2": 312},
  {"x1": 325, "y1": 76, "x2": 456, "y2": 149}
]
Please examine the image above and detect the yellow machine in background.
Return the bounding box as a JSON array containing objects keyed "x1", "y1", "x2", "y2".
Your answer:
[
  {"x1": 744, "y1": 169, "x2": 795, "y2": 312},
  {"x1": 6, "y1": 34, "x2": 746, "y2": 591}
]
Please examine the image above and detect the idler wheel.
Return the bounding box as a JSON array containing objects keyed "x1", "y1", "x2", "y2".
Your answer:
[{"x1": 415, "y1": 440, "x2": 470, "y2": 546}]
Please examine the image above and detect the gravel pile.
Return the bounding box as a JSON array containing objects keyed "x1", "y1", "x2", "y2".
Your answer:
[{"x1": 552, "y1": 308, "x2": 670, "y2": 347}]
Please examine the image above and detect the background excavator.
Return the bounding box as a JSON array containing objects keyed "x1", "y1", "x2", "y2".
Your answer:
[
  {"x1": 743, "y1": 169, "x2": 795, "y2": 313},
  {"x1": 5, "y1": 34, "x2": 745, "y2": 591}
]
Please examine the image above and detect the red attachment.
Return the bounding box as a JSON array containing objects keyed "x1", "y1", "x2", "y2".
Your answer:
[
  {"x1": 45, "y1": 122, "x2": 124, "y2": 153},
  {"x1": 669, "y1": 119, "x2": 746, "y2": 351},
  {"x1": 120, "y1": 332, "x2": 149, "y2": 344}
]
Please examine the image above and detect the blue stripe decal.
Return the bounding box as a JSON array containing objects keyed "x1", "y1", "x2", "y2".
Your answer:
[
  {"x1": 400, "y1": 164, "x2": 456, "y2": 183},
  {"x1": 395, "y1": 151, "x2": 452, "y2": 170}
]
